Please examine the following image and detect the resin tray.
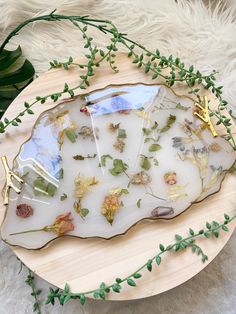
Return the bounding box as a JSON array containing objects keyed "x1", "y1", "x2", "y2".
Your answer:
[{"x1": 1, "y1": 84, "x2": 235, "y2": 249}]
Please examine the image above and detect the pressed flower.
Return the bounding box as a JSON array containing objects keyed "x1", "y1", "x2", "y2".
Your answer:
[
  {"x1": 164, "y1": 172, "x2": 177, "y2": 185},
  {"x1": 108, "y1": 123, "x2": 120, "y2": 132},
  {"x1": 74, "y1": 175, "x2": 97, "y2": 200},
  {"x1": 167, "y1": 185, "x2": 188, "y2": 201},
  {"x1": 10, "y1": 212, "x2": 74, "y2": 236},
  {"x1": 209, "y1": 142, "x2": 222, "y2": 152},
  {"x1": 102, "y1": 193, "x2": 121, "y2": 224},
  {"x1": 193, "y1": 147, "x2": 208, "y2": 179},
  {"x1": 78, "y1": 126, "x2": 94, "y2": 140},
  {"x1": 101, "y1": 188, "x2": 128, "y2": 224},
  {"x1": 131, "y1": 171, "x2": 151, "y2": 185},
  {"x1": 203, "y1": 166, "x2": 223, "y2": 191},
  {"x1": 113, "y1": 138, "x2": 125, "y2": 153},
  {"x1": 16, "y1": 204, "x2": 33, "y2": 218},
  {"x1": 58, "y1": 123, "x2": 78, "y2": 148}
]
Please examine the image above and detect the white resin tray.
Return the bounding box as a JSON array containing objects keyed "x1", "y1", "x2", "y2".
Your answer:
[{"x1": 1, "y1": 84, "x2": 235, "y2": 249}]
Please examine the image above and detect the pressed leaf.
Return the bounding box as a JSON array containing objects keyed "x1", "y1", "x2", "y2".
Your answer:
[
  {"x1": 140, "y1": 156, "x2": 151, "y2": 170},
  {"x1": 149, "y1": 143, "x2": 161, "y2": 152}
]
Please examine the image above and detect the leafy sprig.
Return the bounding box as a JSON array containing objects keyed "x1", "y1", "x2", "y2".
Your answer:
[
  {"x1": 45, "y1": 212, "x2": 235, "y2": 306},
  {"x1": 0, "y1": 11, "x2": 235, "y2": 150},
  {"x1": 25, "y1": 269, "x2": 42, "y2": 313}
]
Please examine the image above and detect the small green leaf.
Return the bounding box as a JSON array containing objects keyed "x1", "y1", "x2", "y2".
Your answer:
[
  {"x1": 109, "y1": 159, "x2": 128, "y2": 176},
  {"x1": 147, "y1": 260, "x2": 152, "y2": 272},
  {"x1": 204, "y1": 232, "x2": 211, "y2": 238},
  {"x1": 155, "y1": 255, "x2": 161, "y2": 265},
  {"x1": 140, "y1": 156, "x2": 151, "y2": 171},
  {"x1": 60, "y1": 193, "x2": 67, "y2": 201},
  {"x1": 149, "y1": 143, "x2": 161, "y2": 152},
  {"x1": 222, "y1": 225, "x2": 229, "y2": 232},
  {"x1": 142, "y1": 128, "x2": 151, "y2": 135},
  {"x1": 160, "y1": 114, "x2": 176, "y2": 133},
  {"x1": 136, "y1": 198, "x2": 142, "y2": 208},
  {"x1": 133, "y1": 273, "x2": 142, "y2": 279},
  {"x1": 175, "y1": 234, "x2": 183, "y2": 241},
  {"x1": 115, "y1": 278, "x2": 122, "y2": 283},
  {"x1": 65, "y1": 129, "x2": 77, "y2": 143},
  {"x1": 159, "y1": 244, "x2": 165, "y2": 252},
  {"x1": 118, "y1": 128, "x2": 127, "y2": 138},
  {"x1": 127, "y1": 278, "x2": 136, "y2": 286},
  {"x1": 189, "y1": 228, "x2": 194, "y2": 236},
  {"x1": 100, "y1": 154, "x2": 113, "y2": 167},
  {"x1": 80, "y1": 208, "x2": 89, "y2": 218},
  {"x1": 79, "y1": 294, "x2": 86, "y2": 305}
]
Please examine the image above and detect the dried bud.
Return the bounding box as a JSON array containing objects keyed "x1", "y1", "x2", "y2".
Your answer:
[{"x1": 164, "y1": 172, "x2": 177, "y2": 185}]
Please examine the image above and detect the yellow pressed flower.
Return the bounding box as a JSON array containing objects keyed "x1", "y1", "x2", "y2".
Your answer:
[{"x1": 74, "y1": 175, "x2": 97, "y2": 200}]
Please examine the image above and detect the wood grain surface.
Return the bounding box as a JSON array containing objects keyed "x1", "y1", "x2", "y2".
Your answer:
[{"x1": 0, "y1": 54, "x2": 235, "y2": 300}]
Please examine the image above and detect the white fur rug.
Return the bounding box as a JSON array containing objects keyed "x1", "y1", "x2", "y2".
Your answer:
[{"x1": 0, "y1": 1, "x2": 236, "y2": 313}]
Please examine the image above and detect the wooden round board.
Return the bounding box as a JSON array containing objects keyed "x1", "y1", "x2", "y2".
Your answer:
[{"x1": 0, "y1": 53, "x2": 236, "y2": 300}]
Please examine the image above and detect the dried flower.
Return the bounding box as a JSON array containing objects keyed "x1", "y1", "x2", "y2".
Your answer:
[
  {"x1": 101, "y1": 188, "x2": 128, "y2": 224},
  {"x1": 78, "y1": 126, "x2": 96, "y2": 141},
  {"x1": 113, "y1": 138, "x2": 125, "y2": 153},
  {"x1": 108, "y1": 122, "x2": 120, "y2": 132},
  {"x1": 74, "y1": 175, "x2": 97, "y2": 200},
  {"x1": 102, "y1": 193, "x2": 120, "y2": 224},
  {"x1": 16, "y1": 204, "x2": 33, "y2": 218},
  {"x1": 131, "y1": 171, "x2": 151, "y2": 185},
  {"x1": 45, "y1": 212, "x2": 74, "y2": 235},
  {"x1": 209, "y1": 142, "x2": 222, "y2": 152},
  {"x1": 10, "y1": 212, "x2": 74, "y2": 236},
  {"x1": 193, "y1": 147, "x2": 208, "y2": 179},
  {"x1": 164, "y1": 172, "x2": 177, "y2": 185}
]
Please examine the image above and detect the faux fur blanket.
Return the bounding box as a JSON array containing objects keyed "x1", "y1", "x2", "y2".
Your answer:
[{"x1": 0, "y1": 1, "x2": 236, "y2": 313}]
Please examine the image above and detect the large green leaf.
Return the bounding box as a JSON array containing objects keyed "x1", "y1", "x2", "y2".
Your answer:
[
  {"x1": 0, "y1": 46, "x2": 35, "y2": 118},
  {"x1": 0, "y1": 59, "x2": 35, "y2": 87},
  {"x1": 0, "y1": 46, "x2": 22, "y2": 71}
]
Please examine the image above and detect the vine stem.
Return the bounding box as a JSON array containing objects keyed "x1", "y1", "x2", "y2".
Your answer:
[{"x1": 46, "y1": 212, "x2": 236, "y2": 302}]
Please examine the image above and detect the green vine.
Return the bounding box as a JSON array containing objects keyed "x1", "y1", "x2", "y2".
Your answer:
[
  {"x1": 44, "y1": 213, "x2": 235, "y2": 305},
  {"x1": 0, "y1": 10, "x2": 235, "y2": 150}
]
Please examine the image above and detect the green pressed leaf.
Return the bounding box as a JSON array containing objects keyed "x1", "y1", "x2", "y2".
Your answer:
[
  {"x1": 100, "y1": 154, "x2": 113, "y2": 167},
  {"x1": 176, "y1": 103, "x2": 190, "y2": 111},
  {"x1": 142, "y1": 127, "x2": 151, "y2": 135},
  {"x1": 149, "y1": 143, "x2": 161, "y2": 152},
  {"x1": 136, "y1": 198, "x2": 142, "y2": 208},
  {"x1": 160, "y1": 114, "x2": 176, "y2": 133},
  {"x1": 109, "y1": 159, "x2": 128, "y2": 176},
  {"x1": 55, "y1": 168, "x2": 64, "y2": 180},
  {"x1": 118, "y1": 128, "x2": 127, "y2": 138},
  {"x1": 140, "y1": 156, "x2": 151, "y2": 171},
  {"x1": 60, "y1": 193, "x2": 67, "y2": 201},
  {"x1": 65, "y1": 129, "x2": 77, "y2": 143},
  {"x1": 47, "y1": 182, "x2": 57, "y2": 197},
  {"x1": 80, "y1": 208, "x2": 89, "y2": 218}
]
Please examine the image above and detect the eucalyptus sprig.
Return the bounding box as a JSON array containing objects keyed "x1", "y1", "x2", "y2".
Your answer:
[
  {"x1": 0, "y1": 11, "x2": 235, "y2": 150},
  {"x1": 45, "y1": 212, "x2": 235, "y2": 306}
]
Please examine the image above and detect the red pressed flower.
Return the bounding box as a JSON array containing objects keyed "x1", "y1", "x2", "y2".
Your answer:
[{"x1": 16, "y1": 204, "x2": 33, "y2": 218}]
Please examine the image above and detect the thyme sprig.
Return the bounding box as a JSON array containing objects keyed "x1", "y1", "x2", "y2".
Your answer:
[
  {"x1": 0, "y1": 11, "x2": 235, "y2": 150},
  {"x1": 45, "y1": 212, "x2": 235, "y2": 306}
]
